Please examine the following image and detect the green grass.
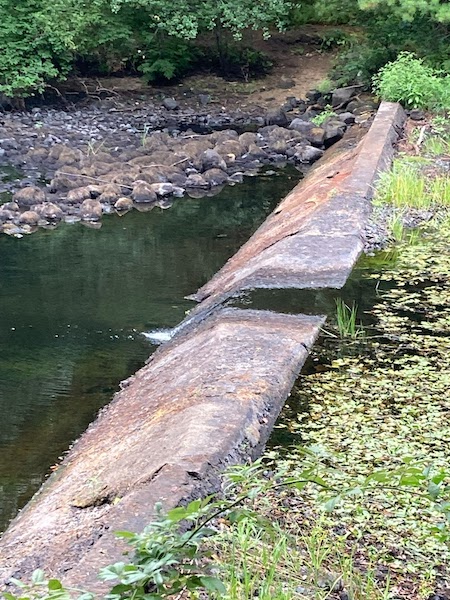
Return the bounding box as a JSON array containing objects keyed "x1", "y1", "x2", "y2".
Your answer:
[
  {"x1": 374, "y1": 156, "x2": 450, "y2": 209},
  {"x1": 213, "y1": 517, "x2": 392, "y2": 600},
  {"x1": 388, "y1": 211, "x2": 405, "y2": 243},
  {"x1": 335, "y1": 299, "x2": 364, "y2": 339},
  {"x1": 374, "y1": 159, "x2": 429, "y2": 209},
  {"x1": 423, "y1": 135, "x2": 450, "y2": 156}
]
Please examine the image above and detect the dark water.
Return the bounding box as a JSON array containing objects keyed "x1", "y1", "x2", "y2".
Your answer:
[{"x1": 0, "y1": 169, "x2": 300, "y2": 532}]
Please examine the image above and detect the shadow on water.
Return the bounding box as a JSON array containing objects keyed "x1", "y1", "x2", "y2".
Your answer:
[{"x1": 0, "y1": 168, "x2": 301, "y2": 532}]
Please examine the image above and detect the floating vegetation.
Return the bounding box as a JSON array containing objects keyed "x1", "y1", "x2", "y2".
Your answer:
[{"x1": 273, "y1": 219, "x2": 450, "y2": 596}]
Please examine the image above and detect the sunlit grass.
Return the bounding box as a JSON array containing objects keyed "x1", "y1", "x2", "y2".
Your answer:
[{"x1": 374, "y1": 156, "x2": 450, "y2": 209}]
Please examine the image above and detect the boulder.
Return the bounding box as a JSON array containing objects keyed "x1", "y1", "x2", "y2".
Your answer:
[
  {"x1": 66, "y1": 186, "x2": 93, "y2": 204},
  {"x1": 306, "y1": 89, "x2": 321, "y2": 103},
  {"x1": 80, "y1": 199, "x2": 102, "y2": 221},
  {"x1": 114, "y1": 197, "x2": 134, "y2": 212},
  {"x1": 98, "y1": 183, "x2": 122, "y2": 203},
  {"x1": 201, "y1": 149, "x2": 227, "y2": 172},
  {"x1": 293, "y1": 145, "x2": 324, "y2": 164},
  {"x1": 149, "y1": 182, "x2": 174, "y2": 197},
  {"x1": 202, "y1": 168, "x2": 229, "y2": 187},
  {"x1": 0, "y1": 209, "x2": 15, "y2": 223},
  {"x1": 132, "y1": 181, "x2": 158, "y2": 204},
  {"x1": 19, "y1": 210, "x2": 40, "y2": 226},
  {"x1": 331, "y1": 85, "x2": 363, "y2": 107},
  {"x1": 2, "y1": 202, "x2": 19, "y2": 212},
  {"x1": 36, "y1": 202, "x2": 64, "y2": 222},
  {"x1": 162, "y1": 97, "x2": 179, "y2": 110},
  {"x1": 323, "y1": 121, "x2": 346, "y2": 148},
  {"x1": 264, "y1": 108, "x2": 288, "y2": 127},
  {"x1": 337, "y1": 112, "x2": 356, "y2": 125},
  {"x1": 13, "y1": 186, "x2": 46, "y2": 207},
  {"x1": 210, "y1": 130, "x2": 239, "y2": 144},
  {"x1": 246, "y1": 144, "x2": 268, "y2": 161},
  {"x1": 185, "y1": 173, "x2": 209, "y2": 189},
  {"x1": 238, "y1": 132, "x2": 257, "y2": 150},
  {"x1": 289, "y1": 118, "x2": 314, "y2": 135}
]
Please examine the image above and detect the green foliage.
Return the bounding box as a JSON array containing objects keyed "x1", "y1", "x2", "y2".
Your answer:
[
  {"x1": 7, "y1": 439, "x2": 450, "y2": 599},
  {"x1": 373, "y1": 52, "x2": 450, "y2": 109},
  {"x1": 311, "y1": 105, "x2": 337, "y2": 126},
  {"x1": 334, "y1": 299, "x2": 365, "y2": 339},
  {"x1": 374, "y1": 155, "x2": 450, "y2": 209},
  {"x1": 359, "y1": 0, "x2": 450, "y2": 22},
  {"x1": 110, "y1": 0, "x2": 292, "y2": 41},
  {"x1": 137, "y1": 36, "x2": 200, "y2": 83}
]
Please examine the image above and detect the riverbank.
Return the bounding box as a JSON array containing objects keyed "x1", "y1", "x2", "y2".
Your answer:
[
  {"x1": 206, "y1": 113, "x2": 450, "y2": 600},
  {"x1": 0, "y1": 79, "x2": 377, "y2": 236}
]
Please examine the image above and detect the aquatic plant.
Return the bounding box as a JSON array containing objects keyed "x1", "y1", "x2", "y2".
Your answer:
[{"x1": 334, "y1": 298, "x2": 365, "y2": 339}]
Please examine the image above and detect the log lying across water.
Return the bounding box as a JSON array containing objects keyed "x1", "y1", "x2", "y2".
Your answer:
[{"x1": 0, "y1": 102, "x2": 405, "y2": 592}]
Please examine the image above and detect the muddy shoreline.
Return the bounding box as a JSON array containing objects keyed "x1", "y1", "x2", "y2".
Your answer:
[{"x1": 0, "y1": 86, "x2": 377, "y2": 237}]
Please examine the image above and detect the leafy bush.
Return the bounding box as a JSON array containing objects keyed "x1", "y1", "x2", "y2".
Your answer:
[
  {"x1": 138, "y1": 36, "x2": 201, "y2": 83},
  {"x1": 373, "y1": 52, "x2": 450, "y2": 109}
]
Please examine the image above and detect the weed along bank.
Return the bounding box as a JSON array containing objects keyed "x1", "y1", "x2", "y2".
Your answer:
[{"x1": 0, "y1": 102, "x2": 405, "y2": 592}]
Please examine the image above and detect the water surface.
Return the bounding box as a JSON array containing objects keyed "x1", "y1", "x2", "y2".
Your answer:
[{"x1": 0, "y1": 169, "x2": 300, "y2": 532}]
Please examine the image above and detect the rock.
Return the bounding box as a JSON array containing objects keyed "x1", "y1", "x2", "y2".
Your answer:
[
  {"x1": 346, "y1": 99, "x2": 364, "y2": 113},
  {"x1": 149, "y1": 182, "x2": 174, "y2": 196},
  {"x1": 1, "y1": 223, "x2": 24, "y2": 236},
  {"x1": 98, "y1": 183, "x2": 122, "y2": 203},
  {"x1": 289, "y1": 121, "x2": 325, "y2": 146},
  {"x1": 2, "y1": 202, "x2": 19, "y2": 212},
  {"x1": 294, "y1": 145, "x2": 324, "y2": 163},
  {"x1": 289, "y1": 118, "x2": 314, "y2": 135},
  {"x1": 19, "y1": 210, "x2": 40, "y2": 226},
  {"x1": 172, "y1": 186, "x2": 185, "y2": 198},
  {"x1": 323, "y1": 121, "x2": 346, "y2": 147},
  {"x1": 0, "y1": 209, "x2": 15, "y2": 223},
  {"x1": 210, "y1": 130, "x2": 239, "y2": 144},
  {"x1": 114, "y1": 197, "x2": 134, "y2": 212},
  {"x1": 56, "y1": 146, "x2": 83, "y2": 167},
  {"x1": 337, "y1": 112, "x2": 356, "y2": 125},
  {"x1": 284, "y1": 96, "x2": 300, "y2": 110},
  {"x1": 278, "y1": 78, "x2": 296, "y2": 89},
  {"x1": 132, "y1": 181, "x2": 158, "y2": 203},
  {"x1": 13, "y1": 186, "x2": 46, "y2": 207},
  {"x1": 198, "y1": 94, "x2": 211, "y2": 106},
  {"x1": 410, "y1": 109, "x2": 426, "y2": 121},
  {"x1": 264, "y1": 107, "x2": 288, "y2": 127},
  {"x1": 80, "y1": 199, "x2": 102, "y2": 221},
  {"x1": 331, "y1": 85, "x2": 363, "y2": 107},
  {"x1": 201, "y1": 149, "x2": 227, "y2": 172},
  {"x1": 246, "y1": 143, "x2": 268, "y2": 160},
  {"x1": 306, "y1": 89, "x2": 321, "y2": 103},
  {"x1": 66, "y1": 186, "x2": 94, "y2": 204},
  {"x1": 36, "y1": 202, "x2": 63, "y2": 221},
  {"x1": 185, "y1": 173, "x2": 209, "y2": 188},
  {"x1": 202, "y1": 168, "x2": 229, "y2": 187},
  {"x1": 162, "y1": 97, "x2": 179, "y2": 111},
  {"x1": 238, "y1": 132, "x2": 257, "y2": 150},
  {"x1": 215, "y1": 140, "x2": 244, "y2": 159}
]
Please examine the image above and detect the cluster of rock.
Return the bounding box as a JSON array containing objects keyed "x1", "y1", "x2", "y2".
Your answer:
[{"x1": 0, "y1": 85, "x2": 376, "y2": 237}]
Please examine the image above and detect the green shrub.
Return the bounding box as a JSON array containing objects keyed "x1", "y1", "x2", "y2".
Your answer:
[
  {"x1": 138, "y1": 36, "x2": 200, "y2": 83},
  {"x1": 372, "y1": 52, "x2": 450, "y2": 109}
]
